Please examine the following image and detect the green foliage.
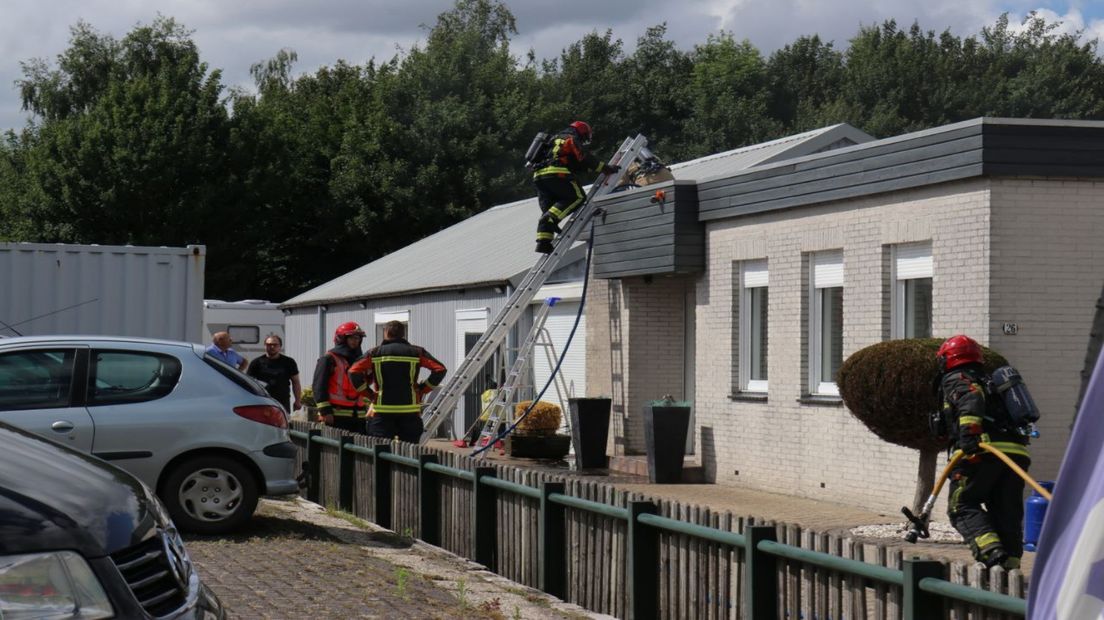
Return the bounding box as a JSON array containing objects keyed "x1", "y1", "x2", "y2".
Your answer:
[
  {"x1": 838, "y1": 338, "x2": 1008, "y2": 452},
  {"x1": 2, "y1": 6, "x2": 1104, "y2": 300}
]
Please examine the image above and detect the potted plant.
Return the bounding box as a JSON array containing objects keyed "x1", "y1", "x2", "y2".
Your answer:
[
  {"x1": 643, "y1": 395, "x2": 692, "y2": 483},
  {"x1": 300, "y1": 387, "x2": 319, "y2": 422},
  {"x1": 508, "y1": 400, "x2": 571, "y2": 459}
]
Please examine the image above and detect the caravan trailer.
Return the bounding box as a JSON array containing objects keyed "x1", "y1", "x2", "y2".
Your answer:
[{"x1": 203, "y1": 299, "x2": 285, "y2": 359}]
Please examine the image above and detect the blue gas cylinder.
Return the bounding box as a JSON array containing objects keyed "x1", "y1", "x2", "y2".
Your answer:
[{"x1": 1023, "y1": 480, "x2": 1055, "y2": 552}]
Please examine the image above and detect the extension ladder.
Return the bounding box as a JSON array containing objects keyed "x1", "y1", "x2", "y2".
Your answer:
[
  {"x1": 468, "y1": 297, "x2": 565, "y2": 454},
  {"x1": 420, "y1": 134, "x2": 650, "y2": 443}
]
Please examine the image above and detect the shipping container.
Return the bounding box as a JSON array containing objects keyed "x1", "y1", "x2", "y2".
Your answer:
[{"x1": 0, "y1": 242, "x2": 205, "y2": 342}]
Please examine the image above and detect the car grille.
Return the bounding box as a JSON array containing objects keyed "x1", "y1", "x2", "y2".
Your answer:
[{"x1": 110, "y1": 529, "x2": 192, "y2": 618}]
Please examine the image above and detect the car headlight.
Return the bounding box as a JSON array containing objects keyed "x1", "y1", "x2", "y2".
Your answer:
[{"x1": 0, "y1": 551, "x2": 114, "y2": 619}]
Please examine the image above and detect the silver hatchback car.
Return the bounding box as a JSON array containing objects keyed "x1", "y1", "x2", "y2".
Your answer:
[{"x1": 0, "y1": 335, "x2": 299, "y2": 534}]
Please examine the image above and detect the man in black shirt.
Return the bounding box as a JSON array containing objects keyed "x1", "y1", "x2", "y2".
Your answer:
[{"x1": 247, "y1": 335, "x2": 301, "y2": 413}]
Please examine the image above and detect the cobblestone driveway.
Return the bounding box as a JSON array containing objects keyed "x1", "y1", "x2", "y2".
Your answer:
[{"x1": 182, "y1": 498, "x2": 606, "y2": 620}]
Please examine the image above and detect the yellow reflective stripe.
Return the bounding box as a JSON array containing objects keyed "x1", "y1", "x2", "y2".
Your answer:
[
  {"x1": 353, "y1": 382, "x2": 368, "y2": 392},
  {"x1": 316, "y1": 401, "x2": 330, "y2": 407},
  {"x1": 987, "y1": 442, "x2": 1030, "y2": 457},
  {"x1": 373, "y1": 404, "x2": 421, "y2": 414},
  {"x1": 330, "y1": 409, "x2": 358, "y2": 417},
  {"x1": 534, "y1": 166, "x2": 570, "y2": 177},
  {"x1": 536, "y1": 232, "x2": 554, "y2": 240},
  {"x1": 548, "y1": 206, "x2": 564, "y2": 218},
  {"x1": 960, "y1": 416, "x2": 984, "y2": 426},
  {"x1": 374, "y1": 356, "x2": 420, "y2": 363},
  {"x1": 975, "y1": 532, "x2": 1001, "y2": 550}
]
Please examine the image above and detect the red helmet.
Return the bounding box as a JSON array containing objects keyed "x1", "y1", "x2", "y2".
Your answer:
[
  {"x1": 937, "y1": 335, "x2": 982, "y2": 372},
  {"x1": 333, "y1": 321, "x2": 365, "y2": 345},
  {"x1": 569, "y1": 120, "x2": 592, "y2": 144}
]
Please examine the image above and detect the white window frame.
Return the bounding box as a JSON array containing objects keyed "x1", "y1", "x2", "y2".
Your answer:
[
  {"x1": 374, "y1": 310, "x2": 410, "y2": 343},
  {"x1": 740, "y1": 260, "x2": 769, "y2": 393},
  {"x1": 809, "y1": 251, "x2": 843, "y2": 396},
  {"x1": 891, "y1": 242, "x2": 933, "y2": 339}
]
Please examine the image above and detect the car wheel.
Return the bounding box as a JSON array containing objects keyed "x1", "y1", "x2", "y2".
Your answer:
[{"x1": 161, "y1": 456, "x2": 258, "y2": 534}]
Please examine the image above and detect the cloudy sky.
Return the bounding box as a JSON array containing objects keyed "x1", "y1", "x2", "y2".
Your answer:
[{"x1": 2, "y1": 0, "x2": 1102, "y2": 132}]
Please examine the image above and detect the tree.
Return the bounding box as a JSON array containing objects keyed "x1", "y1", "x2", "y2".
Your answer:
[
  {"x1": 683, "y1": 33, "x2": 778, "y2": 157},
  {"x1": 766, "y1": 35, "x2": 846, "y2": 132},
  {"x1": 616, "y1": 25, "x2": 694, "y2": 159},
  {"x1": 9, "y1": 18, "x2": 237, "y2": 284},
  {"x1": 837, "y1": 338, "x2": 1007, "y2": 512}
]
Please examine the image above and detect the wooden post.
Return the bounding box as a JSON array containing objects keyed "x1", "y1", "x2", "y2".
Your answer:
[
  {"x1": 746, "y1": 525, "x2": 778, "y2": 620},
  {"x1": 627, "y1": 501, "x2": 659, "y2": 620},
  {"x1": 373, "y1": 444, "x2": 392, "y2": 529},
  {"x1": 539, "y1": 481, "x2": 567, "y2": 598},
  {"x1": 338, "y1": 435, "x2": 355, "y2": 511},
  {"x1": 418, "y1": 454, "x2": 440, "y2": 546},
  {"x1": 306, "y1": 429, "x2": 321, "y2": 504},
  {"x1": 903, "y1": 558, "x2": 944, "y2": 620},
  {"x1": 472, "y1": 466, "x2": 497, "y2": 569}
]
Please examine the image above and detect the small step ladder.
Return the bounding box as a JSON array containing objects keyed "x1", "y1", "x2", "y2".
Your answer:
[
  {"x1": 468, "y1": 297, "x2": 564, "y2": 454},
  {"x1": 420, "y1": 134, "x2": 649, "y2": 443}
]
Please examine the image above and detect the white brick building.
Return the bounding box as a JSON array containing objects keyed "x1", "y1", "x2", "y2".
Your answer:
[{"x1": 586, "y1": 118, "x2": 1103, "y2": 513}]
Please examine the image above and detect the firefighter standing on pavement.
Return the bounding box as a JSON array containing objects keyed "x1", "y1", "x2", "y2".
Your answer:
[
  {"x1": 348, "y1": 320, "x2": 447, "y2": 443},
  {"x1": 312, "y1": 322, "x2": 368, "y2": 433},
  {"x1": 938, "y1": 334, "x2": 1031, "y2": 569},
  {"x1": 530, "y1": 121, "x2": 619, "y2": 254}
]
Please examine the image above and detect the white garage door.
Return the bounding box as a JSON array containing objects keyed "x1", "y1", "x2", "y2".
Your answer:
[{"x1": 532, "y1": 301, "x2": 586, "y2": 404}]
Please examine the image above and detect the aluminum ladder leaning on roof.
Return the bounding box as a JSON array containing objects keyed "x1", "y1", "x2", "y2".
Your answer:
[
  {"x1": 466, "y1": 296, "x2": 566, "y2": 455},
  {"x1": 419, "y1": 134, "x2": 650, "y2": 444}
]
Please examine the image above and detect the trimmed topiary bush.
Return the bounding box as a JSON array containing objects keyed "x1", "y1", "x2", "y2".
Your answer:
[{"x1": 837, "y1": 338, "x2": 1007, "y2": 510}]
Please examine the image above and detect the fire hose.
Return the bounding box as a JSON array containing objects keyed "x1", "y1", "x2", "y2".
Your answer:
[{"x1": 902, "y1": 442, "x2": 1052, "y2": 543}]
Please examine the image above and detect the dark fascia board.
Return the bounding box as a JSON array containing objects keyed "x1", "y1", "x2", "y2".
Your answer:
[{"x1": 696, "y1": 117, "x2": 1104, "y2": 222}]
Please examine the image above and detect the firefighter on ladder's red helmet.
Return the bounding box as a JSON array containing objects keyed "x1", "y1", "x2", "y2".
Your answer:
[
  {"x1": 333, "y1": 321, "x2": 366, "y2": 345},
  {"x1": 937, "y1": 334, "x2": 982, "y2": 372},
  {"x1": 569, "y1": 120, "x2": 592, "y2": 145}
]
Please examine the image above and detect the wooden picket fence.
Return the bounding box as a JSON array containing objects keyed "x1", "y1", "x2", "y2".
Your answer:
[{"x1": 288, "y1": 421, "x2": 1026, "y2": 619}]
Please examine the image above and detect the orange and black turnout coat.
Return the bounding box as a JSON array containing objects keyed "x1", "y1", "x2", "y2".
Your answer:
[
  {"x1": 531, "y1": 126, "x2": 604, "y2": 180},
  {"x1": 348, "y1": 338, "x2": 447, "y2": 414}
]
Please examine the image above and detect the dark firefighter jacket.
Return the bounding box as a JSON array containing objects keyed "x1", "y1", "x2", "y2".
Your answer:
[
  {"x1": 348, "y1": 338, "x2": 447, "y2": 414},
  {"x1": 532, "y1": 127, "x2": 604, "y2": 179},
  {"x1": 940, "y1": 364, "x2": 1029, "y2": 459},
  {"x1": 311, "y1": 343, "x2": 365, "y2": 413}
]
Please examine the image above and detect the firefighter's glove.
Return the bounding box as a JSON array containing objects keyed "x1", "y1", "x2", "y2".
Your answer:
[{"x1": 602, "y1": 164, "x2": 621, "y2": 175}]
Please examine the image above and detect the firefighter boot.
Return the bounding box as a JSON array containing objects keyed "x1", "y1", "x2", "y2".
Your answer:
[{"x1": 535, "y1": 240, "x2": 554, "y2": 254}]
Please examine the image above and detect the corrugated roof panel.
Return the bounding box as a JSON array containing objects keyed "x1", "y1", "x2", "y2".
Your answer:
[{"x1": 283, "y1": 124, "x2": 873, "y2": 307}]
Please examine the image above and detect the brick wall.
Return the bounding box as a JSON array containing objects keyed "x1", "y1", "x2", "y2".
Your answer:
[
  {"x1": 585, "y1": 272, "x2": 688, "y2": 454},
  {"x1": 695, "y1": 179, "x2": 993, "y2": 512},
  {"x1": 987, "y1": 178, "x2": 1104, "y2": 482},
  {"x1": 588, "y1": 175, "x2": 1101, "y2": 514}
]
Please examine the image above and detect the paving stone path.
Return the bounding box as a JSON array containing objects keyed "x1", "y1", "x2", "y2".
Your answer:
[{"x1": 183, "y1": 497, "x2": 608, "y2": 620}]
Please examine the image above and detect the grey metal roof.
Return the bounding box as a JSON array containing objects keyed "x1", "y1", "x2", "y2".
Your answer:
[{"x1": 282, "y1": 123, "x2": 872, "y2": 308}]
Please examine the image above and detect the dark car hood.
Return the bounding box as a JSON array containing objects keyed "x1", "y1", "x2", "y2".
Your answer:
[{"x1": 0, "y1": 422, "x2": 159, "y2": 557}]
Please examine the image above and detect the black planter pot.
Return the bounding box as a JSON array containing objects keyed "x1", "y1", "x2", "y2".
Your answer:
[
  {"x1": 568, "y1": 397, "x2": 611, "y2": 469},
  {"x1": 509, "y1": 433, "x2": 572, "y2": 459},
  {"x1": 643, "y1": 402, "x2": 692, "y2": 483}
]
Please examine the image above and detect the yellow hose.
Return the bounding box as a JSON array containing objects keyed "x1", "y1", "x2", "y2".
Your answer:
[
  {"x1": 930, "y1": 449, "x2": 965, "y2": 499},
  {"x1": 979, "y1": 442, "x2": 1053, "y2": 501}
]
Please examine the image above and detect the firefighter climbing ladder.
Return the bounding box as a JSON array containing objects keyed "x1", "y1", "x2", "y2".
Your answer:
[
  {"x1": 419, "y1": 134, "x2": 649, "y2": 444},
  {"x1": 468, "y1": 296, "x2": 566, "y2": 454}
]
